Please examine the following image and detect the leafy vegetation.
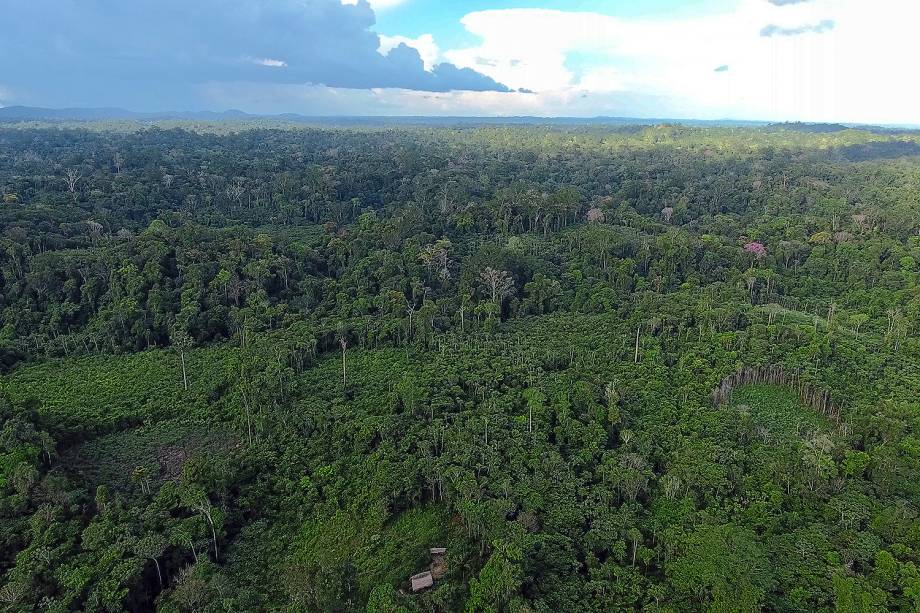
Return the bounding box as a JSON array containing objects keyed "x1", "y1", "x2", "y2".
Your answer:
[{"x1": 0, "y1": 121, "x2": 919, "y2": 611}]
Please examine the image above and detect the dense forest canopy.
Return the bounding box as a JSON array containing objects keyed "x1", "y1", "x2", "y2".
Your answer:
[{"x1": 0, "y1": 121, "x2": 918, "y2": 612}]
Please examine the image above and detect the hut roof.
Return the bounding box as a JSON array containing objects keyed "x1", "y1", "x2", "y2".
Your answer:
[{"x1": 410, "y1": 571, "x2": 433, "y2": 592}]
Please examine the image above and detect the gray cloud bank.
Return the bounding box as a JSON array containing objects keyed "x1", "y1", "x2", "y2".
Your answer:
[
  {"x1": 0, "y1": 0, "x2": 507, "y2": 110},
  {"x1": 760, "y1": 19, "x2": 835, "y2": 37}
]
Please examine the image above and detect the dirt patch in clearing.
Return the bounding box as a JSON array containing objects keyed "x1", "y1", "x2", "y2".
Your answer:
[
  {"x1": 62, "y1": 419, "x2": 238, "y2": 496},
  {"x1": 155, "y1": 446, "x2": 190, "y2": 481}
]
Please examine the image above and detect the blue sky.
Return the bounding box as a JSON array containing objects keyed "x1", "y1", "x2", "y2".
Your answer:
[
  {"x1": 1, "y1": 0, "x2": 917, "y2": 123},
  {"x1": 374, "y1": 0, "x2": 735, "y2": 48}
]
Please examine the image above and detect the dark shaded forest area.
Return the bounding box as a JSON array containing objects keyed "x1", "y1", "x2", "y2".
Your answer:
[{"x1": 0, "y1": 122, "x2": 918, "y2": 612}]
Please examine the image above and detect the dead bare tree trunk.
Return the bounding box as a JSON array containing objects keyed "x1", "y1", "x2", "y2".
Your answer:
[
  {"x1": 634, "y1": 326, "x2": 641, "y2": 363},
  {"x1": 65, "y1": 169, "x2": 81, "y2": 199},
  {"x1": 207, "y1": 511, "x2": 219, "y2": 560},
  {"x1": 180, "y1": 351, "x2": 188, "y2": 391}
]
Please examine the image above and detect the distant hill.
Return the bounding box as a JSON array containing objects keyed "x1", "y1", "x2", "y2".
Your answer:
[
  {"x1": 0, "y1": 105, "x2": 767, "y2": 128},
  {"x1": 0, "y1": 106, "x2": 253, "y2": 122},
  {"x1": 766, "y1": 121, "x2": 850, "y2": 133},
  {"x1": 0, "y1": 106, "x2": 140, "y2": 121},
  {"x1": 766, "y1": 121, "x2": 920, "y2": 135},
  {"x1": 284, "y1": 115, "x2": 768, "y2": 128},
  {"x1": 1, "y1": 106, "x2": 916, "y2": 132}
]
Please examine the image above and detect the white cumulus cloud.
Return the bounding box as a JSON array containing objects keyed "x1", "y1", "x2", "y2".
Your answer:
[
  {"x1": 254, "y1": 58, "x2": 288, "y2": 68},
  {"x1": 341, "y1": 0, "x2": 408, "y2": 10},
  {"x1": 379, "y1": 34, "x2": 439, "y2": 70},
  {"x1": 439, "y1": 0, "x2": 920, "y2": 124}
]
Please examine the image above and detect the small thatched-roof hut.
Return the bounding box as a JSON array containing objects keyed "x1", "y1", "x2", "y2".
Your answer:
[{"x1": 410, "y1": 571, "x2": 433, "y2": 592}]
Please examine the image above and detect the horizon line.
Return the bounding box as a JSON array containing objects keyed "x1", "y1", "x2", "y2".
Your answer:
[{"x1": 1, "y1": 104, "x2": 918, "y2": 130}]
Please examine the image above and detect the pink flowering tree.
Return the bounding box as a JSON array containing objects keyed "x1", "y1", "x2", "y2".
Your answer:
[
  {"x1": 586, "y1": 207, "x2": 605, "y2": 223},
  {"x1": 744, "y1": 241, "x2": 767, "y2": 262}
]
